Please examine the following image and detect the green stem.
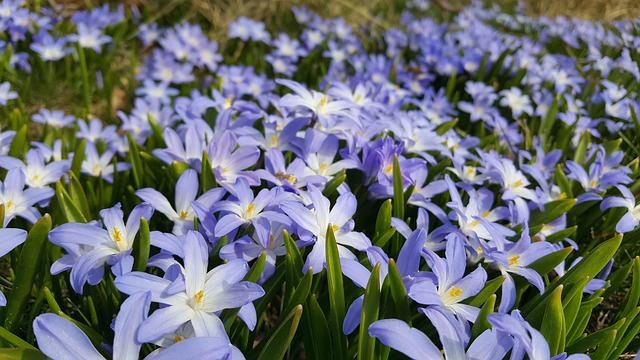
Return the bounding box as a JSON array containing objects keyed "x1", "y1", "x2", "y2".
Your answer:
[
  {"x1": 0, "y1": 325, "x2": 37, "y2": 349},
  {"x1": 77, "y1": 44, "x2": 91, "y2": 116}
]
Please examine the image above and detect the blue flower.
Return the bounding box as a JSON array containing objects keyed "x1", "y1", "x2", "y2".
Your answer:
[
  {"x1": 49, "y1": 203, "x2": 154, "y2": 294},
  {"x1": 0, "y1": 228, "x2": 27, "y2": 306},
  {"x1": 0, "y1": 168, "x2": 54, "y2": 227},
  {"x1": 115, "y1": 231, "x2": 264, "y2": 343}
]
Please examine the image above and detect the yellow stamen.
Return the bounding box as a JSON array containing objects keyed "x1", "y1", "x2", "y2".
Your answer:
[
  {"x1": 513, "y1": 180, "x2": 524, "y2": 188},
  {"x1": 93, "y1": 164, "x2": 101, "y2": 174},
  {"x1": 589, "y1": 180, "x2": 597, "y2": 188},
  {"x1": 193, "y1": 290, "x2": 204, "y2": 303},
  {"x1": 224, "y1": 96, "x2": 234, "y2": 109},
  {"x1": 318, "y1": 96, "x2": 328, "y2": 107},
  {"x1": 557, "y1": 192, "x2": 567, "y2": 200},
  {"x1": 448, "y1": 286, "x2": 463, "y2": 298},
  {"x1": 112, "y1": 227, "x2": 123, "y2": 242},
  {"x1": 271, "y1": 134, "x2": 278, "y2": 147},
  {"x1": 179, "y1": 211, "x2": 188, "y2": 220},
  {"x1": 174, "y1": 336, "x2": 184, "y2": 343},
  {"x1": 319, "y1": 163, "x2": 327, "y2": 174},
  {"x1": 476, "y1": 247, "x2": 483, "y2": 254},
  {"x1": 509, "y1": 255, "x2": 520, "y2": 266},
  {"x1": 247, "y1": 202, "x2": 255, "y2": 215},
  {"x1": 385, "y1": 164, "x2": 393, "y2": 174},
  {"x1": 331, "y1": 224, "x2": 340, "y2": 232},
  {"x1": 482, "y1": 211, "x2": 491, "y2": 218},
  {"x1": 5, "y1": 200, "x2": 13, "y2": 209}
]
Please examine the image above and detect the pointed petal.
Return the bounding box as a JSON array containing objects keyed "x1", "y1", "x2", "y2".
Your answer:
[
  {"x1": 137, "y1": 304, "x2": 195, "y2": 343},
  {"x1": 33, "y1": 314, "x2": 104, "y2": 360},
  {"x1": 368, "y1": 319, "x2": 444, "y2": 360},
  {"x1": 175, "y1": 170, "x2": 199, "y2": 214},
  {"x1": 113, "y1": 292, "x2": 151, "y2": 360},
  {"x1": 201, "y1": 282, "x2": 264, "y2": 313},
  {"x1": 190, "y1": 311, "x2": 227, "y2": 338},
  {"x1": 136, "y1": 188, "x2": 179, "y2": 220}
]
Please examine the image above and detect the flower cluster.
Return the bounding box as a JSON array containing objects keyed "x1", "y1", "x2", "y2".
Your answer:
[{"x1": 0, "y1": 1, "x2": 638, "y2": 359}]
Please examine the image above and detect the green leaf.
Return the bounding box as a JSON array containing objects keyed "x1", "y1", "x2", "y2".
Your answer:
[
  {"x1": 529, "y1": 198, "x2": 576, "y2": 228},
  {"x1": 468, "y1": 276, "x2": 505, "y2": 308},
  {"x1": 617, "y1": 257, "x2": 640, "y2": 322},
  {"x1": 573, "y1": 132, "x2": 590, "y2": 165},
  {"x1": 608, "y1": 307, "x2": 640, "y2": 360},
  {"x1": 523, "y1": 234, "x2": 622, "y2": 317},
  {"x1": 392, "y1": 154, "x2": 404, "y2": 221},
  {"x1": 372, "y1": 227, "x2": 396, "y2": 248},
  {"x1": 55, "y1": 181, "x2": 88, "y2": 223},
  {"x1": 486, "y1": 49, "x2": 510, "y2": 81},
  {"x1": 283, "y1": 269, "x2": 313, "y2": 317},
  {"x1": 358, "y1": 264, "x2": 380, "y2": 360},
  {"x1": 609, "y1": 306, "x2": 640, "y2": 359},
  {"x1": 567, "y1": 297, "x2": 603, "y2": 344},
  {"x1": 385, "y1": 259, "x2": 411, "y2": 323},
  {"x1": 256, "y1": 305, "x2": 303, "y2": 360},
  {"x1": 126, "y1": 132, "x2": 144, "y2": 189},
  {"x1": 326, "y1": 225, "x2": 346, "y2": 360},
  {"x1": 132, "y1": 218, "x2": 151, "y2": 272},
  {"x1": 70, "y1": 139, "x2": 86, "y2": 177},
  {"x1": 555, "y1": 165, "x2": 573, "y2": 199},
  {"x1": 67, "y1": 171, "x2": 91, "y2": 220},
  {"x1": 375, "y1": 199, "x2": 392, "y2": 238},
  {"x1": 392, "y1": 154, "x2": 405, "y2": 255},
  {"x1": 445, "y1": 72, "x2": 457, "y2": 100},
  {"x1": 323, "y1": 169, "x2": 346, "y2": 198},
  {"x1": 471, "y1": 294, "x2": 496, "y2": 339},
  {"x1": 602, "y1": 258, "x2": 635, "y2": 298},
  {"x1": 566, "y1": 322, "x2": 620, "y2": 354},
  {"x1": 562, "y1": 277, "x2": 589, "y2": 332},
  {"x1": 540, "y1": 286, "x2": 566, "y2": 355},
  {"x1": 539, "y1": 95, "x2": 559, "y2": 139},
  {"x1": 544, "y1": 226, "x2": 577, "y2": 244},
  {"x1": 224, "y1": 252, "x2": 267, "y2": 331},
  {"x1": 0, "y1": 326, "x2": 37, "y2": 350},
  {"x1": 0, "y1": 348, "x2": 47, "y2": 360},
  {"x1": 200, "y1": 151, "x2": 216, "y2": 192},
  {"x1": 3, "y1": 215, "x2": 52, "y2": 332},
  {"x1": 436, "y1": 118, "x2": 459, "y2": 136},
  {"x1": 528, "y1": 246, "x2": 573, "y2": 276},
  {"x1": 8, "y1": 125, "x2": 27, "y2": 158},
  {"x1": 284, "y1": 229, "x2": 304, "y2": 293},
  {"x1": 301, "y1": 295, "x2": 332, "y2": 360}
]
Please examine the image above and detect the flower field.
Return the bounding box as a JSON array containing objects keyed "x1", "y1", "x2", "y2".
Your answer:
[{"x1": 0, "y1": 0, "x2": 639, "y2": 359}]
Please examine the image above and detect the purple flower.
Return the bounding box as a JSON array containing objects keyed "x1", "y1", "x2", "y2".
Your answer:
[
  {"x1": 49, "y1": 203, "x2": 154, "y2": 294},
  {"x1": 280, "y1": 185, "x2": 371, "y2": 274},
  {"x1": 69, "y1": 23, "x2": 112, "y2": 52},
  {"x1": 0, "y1": 82, "x2": 17, "y2": 105},
  {"x1": 30, "y1": 31, "x2": 70, "y2": 61},
  {"x1": 0, "y1": 168, "x2": 54, "y2": 227},
  {"x1": 0, "y1": 148, "x2": 69, "y2": 190},
  {"x1": 277, "y1": 79, "x2": 355, "y2": 128},
  {"x1": 408, "y1": 234, "x2": 487, "y2": 322},
  {"x1": 255, "y1": 148, "x2": 325, "y2": 191},
  {"x1": 207, "y1": 131, "x2": 260, "y2": 186},
  {"x1": 480, "y1": 221, "x2": 554, "y2": 313},
  {"x1": 137, "y1": 169, "x2": 226, "y2": 235},
  {"x1": 0, "y1": 228, "x2": 27, "y2": 306},
  {"x1": 115, "y1": 231, "x2": 264, "y2": 343},
  {"x1": 32, "y1": 109, "x2": 76, "y2": 128},
  {"x1": 80, "y1": 142, "x2": 130, "y2": 183},
  {"x1": 212, "y1": 177, "x2": 289, "y2": 237},
  {"x1": 220, "y1": 217, "x2": 287, "y2": 283},
  {"x1": 369, "y1": 307, "x2": 512, "y2": 360},
  {"x1": 600, "y1": 185, "x2": 640, "y2": 233}
]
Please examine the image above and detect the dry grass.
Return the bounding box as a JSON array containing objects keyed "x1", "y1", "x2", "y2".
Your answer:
[{"x1": 522, "y1": 0, "x2": 640, "y2": 21}]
